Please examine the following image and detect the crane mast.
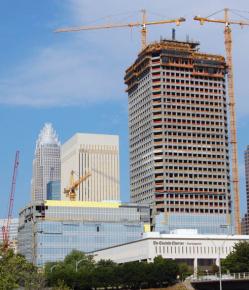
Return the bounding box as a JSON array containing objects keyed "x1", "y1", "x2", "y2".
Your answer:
[
  {"x1": 64, "y1": 170, "x2": 91, "y2": 201},
  {"x1": 55, "y1": 10, "x2": 186, "y2": 50},
  {"x1": 224, "y1": 9, "x2": 240, "y2": 235},
  {"x1": 2, "y1": 150, "x2": 20, "y2": 250},
  {"x1": 194, "y1": 9, "x2": 249, "y2": 234}
]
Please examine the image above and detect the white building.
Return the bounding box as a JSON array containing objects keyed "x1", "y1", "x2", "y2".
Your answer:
[
  {"x1": 92, "y1": 232, "x2": 249, "y2": 272},
  {"x1": 61, "y1": 133, "x2": 120, "y2": 202},
  {"x1": 31, "y1": 123, "x2": 61, "y2": 201}
]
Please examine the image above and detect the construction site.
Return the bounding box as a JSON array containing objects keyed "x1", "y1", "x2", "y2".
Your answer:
[{"x1": 1, "y1": 9, "x2": 249, "y2": 282}]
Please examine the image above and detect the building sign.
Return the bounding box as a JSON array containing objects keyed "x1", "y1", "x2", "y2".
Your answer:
[{"x1": 153, "y1": 240, "x2": 202, "y2": 246}]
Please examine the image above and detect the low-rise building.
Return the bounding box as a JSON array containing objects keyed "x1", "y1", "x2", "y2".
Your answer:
[
  {"x1": 18, "y1": 200, "x2": 150, "y2": 266},
  {"x1": 0, "y1": 218, "x2": 19, "y2": 253},
  {"x1": 92, "y1": 231, "x2": 249, "y2": 272},
  {"x1": 47, "y1": 180, "x2": 61, "y2": 200}
]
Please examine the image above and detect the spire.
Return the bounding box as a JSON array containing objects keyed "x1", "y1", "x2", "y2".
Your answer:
[{"x1": 36, "y1": 123, "x2": 60, "y2": 149}]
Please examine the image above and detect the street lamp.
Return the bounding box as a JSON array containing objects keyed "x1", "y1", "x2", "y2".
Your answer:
[
  {"x1": 75, "y1": 254, "x2": 97, "y2": 272},
  {"x1": 75, "y1": 259, "x2": 85, "y2": 272},
  {"x1": 210, "y1": 225, "x2": 230, "y2": 290},
  {"x1": 50, "y1": 264, "x2": 58, "y2": 273}
]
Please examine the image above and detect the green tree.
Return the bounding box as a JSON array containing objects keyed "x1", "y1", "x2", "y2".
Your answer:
[
  {"x1": 45, "y1": 250, "x2": 95, "y2": 290},
  {"x1": 222, "y1": 242, "x2": 249, "y2": 273},
  {"x1": 52, "y1": 280, "x2": 71, "y2": 290},
  {"x1": 46, "y1": 250, "x2": 180, "y2": 290},
  {"x1": 120, "y1": 261, "x2": 148, "y2": 289},
  {"x1": 147, "y1": 256, "x2": 178, "y2": 288},
  {"x1": 178, "y1": 262, "x2": 192, "y2": 281},
  {"x1": 0, "y1": 246, "x2": 44, "y2": 290},
  {"x1": 93, "y1": 260, "x2": 117, "y2": 289},
  {"x1": 210, "y1": 264, "x2": 219, "y2": 274}
]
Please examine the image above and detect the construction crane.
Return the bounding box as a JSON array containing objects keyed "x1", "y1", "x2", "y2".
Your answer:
[
  {"x1": 64, "y1": 170, "x2": 91, "y2": 201},
  {"x1": 194, "y1": 9, "x2": 249, "y2": 235},
  {"x1": 2, "y1": 151, "x2": 20, "y2": 250},
  {"x1": 55, "y1": 9, "x2": 186, "y2": 50}
]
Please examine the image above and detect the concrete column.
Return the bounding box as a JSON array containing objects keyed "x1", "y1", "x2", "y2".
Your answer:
[{"x1": 194, "y1": 258, "x2": 198, "y2": 277}]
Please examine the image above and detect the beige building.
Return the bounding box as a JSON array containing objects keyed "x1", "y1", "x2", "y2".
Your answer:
[{"x1": 61, "y1": 133, "x2": 120, "y2": 202}]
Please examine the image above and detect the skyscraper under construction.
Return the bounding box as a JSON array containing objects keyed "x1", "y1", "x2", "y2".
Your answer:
[
  {"x1": 242, "y1": 145, "x2": 249, "y2": 235},
  {"x1": 125, "y1": 39, "x2": 232, "y2": 234}
]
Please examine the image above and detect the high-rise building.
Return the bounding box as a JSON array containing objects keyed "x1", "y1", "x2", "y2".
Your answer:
[
  {"x1": 61, "y1": 133, "x2": 120, "y2": 202},
  {"x1": 18, "y1": 200, "x2": 150, "y2": 266},
  {"x1": 125, "y1": 39, "x2": 232, "y2": 234},
  {"x1": 31, "y1": 123, "x2": 61, "y2": 201},
  {"x1": 242, "y1": 145, "x2": 249, "y2": 235}
]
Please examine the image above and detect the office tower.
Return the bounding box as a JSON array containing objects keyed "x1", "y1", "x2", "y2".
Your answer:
[
  {"x1": 18, "y1": 200, "x2": 150, "y2": 266},
  {"x1": 125, "y1": 39, "x2": 232, "y2": 234},
  {"x1": 31, "y1": 123, "x2": 61, "y2": 201},
  {"x1": 242, "y1": 146, "x2": 249, "y2": 234},
  {"x1": 61, "y1": 133, "x2": 120, "y2": 202}
]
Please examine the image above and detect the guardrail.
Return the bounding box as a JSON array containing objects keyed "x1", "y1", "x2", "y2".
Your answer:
[{"x1": 191, "y1": 272, "x2": 249, "y2": 282}]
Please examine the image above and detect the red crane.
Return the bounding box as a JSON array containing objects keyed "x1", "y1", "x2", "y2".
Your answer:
[{"x1": 2, "y1": 151, "x2": 20, "y2": 250}]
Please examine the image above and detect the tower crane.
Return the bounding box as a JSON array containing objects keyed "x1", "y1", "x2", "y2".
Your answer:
[
  {"x1": 55, "y1": 9, "x2": 186, "y2": 50},
  {"x1": 194, "y1": 9, "x2": 249, "y2": 234},
  {"x1": 64, "y1": 170, "x2": 91, "y2": 201},
  {"x1": 2, "y1": 151, "x2": 20, "y2": 251}
]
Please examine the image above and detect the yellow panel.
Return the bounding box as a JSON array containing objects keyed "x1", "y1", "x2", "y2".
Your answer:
[
  {"x1": 44, "y1": 200, "x2": 121, "y2": 208},
  {"x1": 143, "y1": 223, "x2": 151, "y2": 233}
]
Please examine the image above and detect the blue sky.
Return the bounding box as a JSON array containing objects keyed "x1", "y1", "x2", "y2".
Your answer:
[{"x1": 0, "y1": 0, "x2": 249, "y2": 218}]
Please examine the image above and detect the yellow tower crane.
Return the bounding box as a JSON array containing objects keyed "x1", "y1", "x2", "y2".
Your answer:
[
  {"x1": 55, "y1": 9, "x2": 185, "y2": 50},
  {"x1": 64, "y1": 170, "x2": 91, "y2": 201},
  {"x1": 194, "y1": 8, "x2": 249, "y2": 234}
]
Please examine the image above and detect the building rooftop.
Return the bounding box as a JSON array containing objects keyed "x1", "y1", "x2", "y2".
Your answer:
[{"x1": 36, "y1": 123, "x2": 60, "y2": 149}]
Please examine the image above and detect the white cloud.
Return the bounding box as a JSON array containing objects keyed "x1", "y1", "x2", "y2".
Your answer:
[
  {"x1": 0, "y1": 42, "x2": 126, "y2": 107},
  {"x1": 0, "y1": 0, "x2": 249, "y2": 111}
]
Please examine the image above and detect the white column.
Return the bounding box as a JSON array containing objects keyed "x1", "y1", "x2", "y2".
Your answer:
[{"x1": 194, "y1": 258, "x2": 198, "y2": 277}]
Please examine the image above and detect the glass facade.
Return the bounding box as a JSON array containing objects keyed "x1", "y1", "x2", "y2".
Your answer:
[
  {"x1": 0, "y1": 218, "x2": 19, "y2": 242},
  {"x1": 154, "y1": 212, "x2": 232, "y2": 235},
  {"x1": 47, "y1": 180, "x2": 61, "y2": 200},
  {"x1": 18, "y1": 201, "x2": 150, "y2": 266}
]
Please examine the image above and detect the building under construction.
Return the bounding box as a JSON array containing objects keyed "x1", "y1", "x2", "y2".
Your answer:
[
  {"x1": 18, "y1": 200, "x2": 150, "y2": 266},
  {"x1": 242, "y1": 145, "x2": 249, "y2": 235},
  {"x1": 125, "y1": 39, "x2": 233, "y2": 234}
]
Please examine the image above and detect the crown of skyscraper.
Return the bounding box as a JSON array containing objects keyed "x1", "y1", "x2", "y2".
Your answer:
[{"x1": 36, "y1": 123, "x2": 60, "y2": 149}]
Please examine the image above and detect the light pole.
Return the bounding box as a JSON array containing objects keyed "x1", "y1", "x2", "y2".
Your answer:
[
  {"x1": 218, "y1": 245, "x2": 222, "y2": 290},
  {"x1": 50, "y1": 264, "x2": 58, "y2": 273},
  {"x1": 211, "y1": 225, "x2": 230, "y2": 290},
  {"x1": 75, "y1": 258, "x2": 85, "y2": 272}
]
